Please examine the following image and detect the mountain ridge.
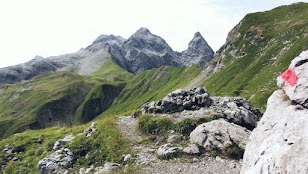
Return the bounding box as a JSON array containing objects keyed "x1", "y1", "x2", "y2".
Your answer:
[{"x1": 0, "y1": 28, "x2": 214, "y2": 85}]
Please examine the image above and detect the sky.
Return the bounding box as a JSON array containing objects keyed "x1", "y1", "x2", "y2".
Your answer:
[{"x1": 0, "y1": 0, "x2": 307, "y2": 68}]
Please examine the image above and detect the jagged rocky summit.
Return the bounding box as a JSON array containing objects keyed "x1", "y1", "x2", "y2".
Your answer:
[
  {"x1": 178, "y1": 32, "x2": 214, "y2": 67},
  {"x1": 241, "y1": 50, "x2": 308, "y2": 173},
  {"x1": 0, "y1": 28, "x2": 214, "y2": 85}
]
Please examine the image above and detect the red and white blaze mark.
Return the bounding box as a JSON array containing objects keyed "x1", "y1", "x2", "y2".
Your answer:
[{"x1": 279, "y1": 68, "x2": 298, "y2": 87}]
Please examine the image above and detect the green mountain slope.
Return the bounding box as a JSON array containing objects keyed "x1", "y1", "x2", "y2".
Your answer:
[
  {"x1": 0, "y1": 57, "x2": 134, "y2": 139},
  {"x1": 103, "y1": 65, "x2": 201, "y2": 116},
  {"x1": 201, "y1": 3, "x2": 308, "y2": 110}
]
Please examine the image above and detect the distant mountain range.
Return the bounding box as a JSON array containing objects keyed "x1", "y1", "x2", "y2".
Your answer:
[{"x1": 0, "y1": 28, "x2": 214, "y2": 84}]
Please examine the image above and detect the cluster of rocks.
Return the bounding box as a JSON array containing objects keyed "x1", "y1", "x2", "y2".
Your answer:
[
  {"x1": 156, "y1": 119, "x2": 250, "y2": 160},
  {"x1": 241, "y1": 50, "x2": 308, "y2": 173},
  {"x1": 142, "y1": 87, "x2": 262, "y2": 130},
  {"x1": 38, "y1": 122, "x2": 98, "y2": 173},
  {"x1": 79, "y1": 162, "x2": 122, "y2": 174},
  {"x1": 141, "y1": 87, "x2": 212, "y2": 114},
  {"x1": 38, "y1": 135, "x2": 75, "y2": 174}
]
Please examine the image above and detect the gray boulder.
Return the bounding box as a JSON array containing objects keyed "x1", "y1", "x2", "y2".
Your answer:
[
  {"x1": 183, "y1": 144, "x2": 200, "y2": 155},
  {"x1": 141, "y1": 87, "x2": 262, "y2": 130},
  {"x1": 142, "y1": 87, "x2": 211, "y2": 113},
  {"x1": 277, "y1": 50, "x2": 308, "y2": 108},
  {"x1": 38, "y1": 148, "x2": 73, "y2": 173},
  {"x1": 157, "y1": 143, "x2": 182, "y2": 159},
  {"x1": 95, "y1": 162, "x2": 122, "y2": 174},
  {"x1": 83, "y1": 122, "x2": 97, "y2": 137},
  {"x1": 241, "y1": 50, "x2": 308, "y2": 174},
  {"x1": 52, "y1": 135, "x2": 75, "y2": 151},
  {"x1": 190, "y1": 119, "x2": 250, "y2": 156},
  {"x1": 167, "y1": 134, "x2": 183, "y2": 143}
]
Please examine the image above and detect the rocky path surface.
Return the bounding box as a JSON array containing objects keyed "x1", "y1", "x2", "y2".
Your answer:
[{"x1": 116, "y1": 116, "x2": 242, "y2": 174}]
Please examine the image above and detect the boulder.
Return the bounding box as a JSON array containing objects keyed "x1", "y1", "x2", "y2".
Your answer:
[
  {"x1": 190, "y1": 119, "x2": 250, "y2": 155},
  {"x1": 157, "y1": 143, "x2": 182, "y2": 159},
  {"x1": 277, "y1": 50, "x2": 308, "y2": 108},
  {"x1": 38, "y1": 148, "x2": 73, "y2": 173},
  {"x1": 142, "y1": 87, "x2": 212, "y2": 113},
  {"x1": 241, "y1": 50, "x2": 308, "y2": 174},
  {"x1": 83, "y1": 122, "x2": 97, "y2": 137},
  {"x1": 141, "y1": 87, "x2": 262, "y2": 130},
  {"x1": 167, "y1": 134, "x2": 183, "y2": 143},
  {"x1": 95, "y1": 162, "x2": 122, "y2": 174},
  {"x1": 183, "y1": 144, "x2": 200, "y2": 155},
  {"x1": 52, "y1": 135, "x2": 75, "y2": 151},
  {"x1": 123, "y1": 154, "x2": 132, "y2": 163}
]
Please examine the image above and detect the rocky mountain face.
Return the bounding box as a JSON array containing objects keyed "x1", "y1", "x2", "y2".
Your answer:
[
  {"x1": 241, "y1": 50, "x2": 308, "y2": 173},
  {"x1": 0, "y1": 28, "x2": 214, "y2": 85},
  {"x1": 111, "y1": 27, "x2": 180, "y2": 74},
  {"x1": 178, "y1": 32, "x2": 214, "y2": 67}
]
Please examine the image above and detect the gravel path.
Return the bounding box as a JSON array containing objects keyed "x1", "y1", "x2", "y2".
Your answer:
[
  {"x1": 117, "y1": 116, "x2": 142, "y2": 143},
  {"x1": 116, "y1": 116, "x2": 241, "y2": 174}
]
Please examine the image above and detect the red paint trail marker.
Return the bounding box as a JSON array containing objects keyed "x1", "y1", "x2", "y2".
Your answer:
[{"x1": 279, "y1": 68, "x2": 298, "y2": 87}]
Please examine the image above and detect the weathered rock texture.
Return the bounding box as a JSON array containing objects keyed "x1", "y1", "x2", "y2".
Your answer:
[
  {"x1": 38, "y1": 135, "x2": 75, "y2": 173},
  {"x1": 142, "y1": 87, "x2": 262, "y2": 130},
  {"x1": 241, "y1": 50, "x2": 308, "y2": 174},
  {"x1": 178, "y1": 32, "x2": 214, "y2": 67},
  {"x1": 190, "y1": 119, "x2": 250, "y2": 156}
]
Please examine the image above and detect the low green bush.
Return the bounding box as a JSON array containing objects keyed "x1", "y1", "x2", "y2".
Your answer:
[
  {"x1": 138, "y1": 113, "x2": 223, "y2": 136},
  {"x1": 138, "y1": 115, "x2": 174, "y2": 135}
]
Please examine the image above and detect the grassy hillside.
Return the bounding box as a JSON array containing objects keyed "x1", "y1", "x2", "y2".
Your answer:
[
  {"x1": 0, "y1": 72, "x2": 92, "y2": 139},
  {"x1": 103, "y1": 65, "x2": 201, "y2": 116},
  {"x1": 0, "y1": 117, "x2": 130, "y2": 174},
  {"x1": 202, "y1": 3, "x2": 308, "y2": 110}
]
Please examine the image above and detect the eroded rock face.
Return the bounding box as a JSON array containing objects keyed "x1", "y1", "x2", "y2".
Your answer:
[
  {"x1": 141, "y1": 87, "x2": 262, "y2": 130},
  {"x1": 39, "y1": 135, "x2": 75, "y2": 173},
  {"x1": 241, "y1": 50, "x2": 308, "y2": 174},
  {"x1": 190, "y1": 119, "x2": 250, "y2": 156},
  {"x1": 38, "y1": 148, "x2": 73, "y2": 174},
  {"x1": 179, "y1": 32, "x2": 214, "y2": 67},
  {"x1": 141, "y1": 87, "x2": 212, "y2": 114}
]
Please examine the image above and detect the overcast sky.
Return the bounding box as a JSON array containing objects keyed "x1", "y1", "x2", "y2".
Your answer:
[{"x1": 0, "y1": 0, "x2": 306, "y2": 68}]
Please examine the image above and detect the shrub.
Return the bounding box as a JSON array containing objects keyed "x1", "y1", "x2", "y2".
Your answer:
[
  {"x1": 138, "y1": 115, "x2": 174, "y2": 135},
  {"x1": 210, "y1": 149, "x2": 220, "y2": 157},
  {"x1": 175, "y1": 113, "x2": 223, "y2": 136},
  {"x1": 223, "y1": 145, "x2": 244, "y2": 160},
  {"x1": 174, "y1": 118, "x2": 198, "y2": 136}
]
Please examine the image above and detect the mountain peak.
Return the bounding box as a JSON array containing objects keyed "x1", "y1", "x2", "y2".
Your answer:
[
  {"x1": 194, "y1": 32, "x2": 202, "y2": 38},
  {"x1": 179, "y1": 32, "x2": 214, "y2": 66},
  {"x1": 92, "y1": 34, "x2": 125, "y2": 45},
  {"x1": 136, "y1": 27, "x2": 151, "y2": 34}
]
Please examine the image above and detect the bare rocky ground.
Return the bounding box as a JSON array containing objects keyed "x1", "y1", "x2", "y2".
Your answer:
[{"x1": 116, "y1": 116, "x2": 242, "y2": 174}]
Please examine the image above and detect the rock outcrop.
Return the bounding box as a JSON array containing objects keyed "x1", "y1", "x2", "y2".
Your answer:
[
  {"x1": 142, "y1": 87, "x2": 211, "y2": 114},
  {"x1": 178, "y1": 32, "x2": 214, "y2": 67},
  {"x1": 52, "y1": 135, "x2": 75, "y2": 151},
  {"x1": 141, "y1": 87, "x2": 262, "y2": 130},
  {"x1": 157, "y1": 143, "x2": 182, "y2": 159},
  {"x1": 190, "y1": 119, "x2": 250, "y2": 158},
  {"x1": 38, "y1": 135, "x2": 75, "y2": 173},
  {"x1": 241, "y1": 50, "x2": 308, "y2": 173}
]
